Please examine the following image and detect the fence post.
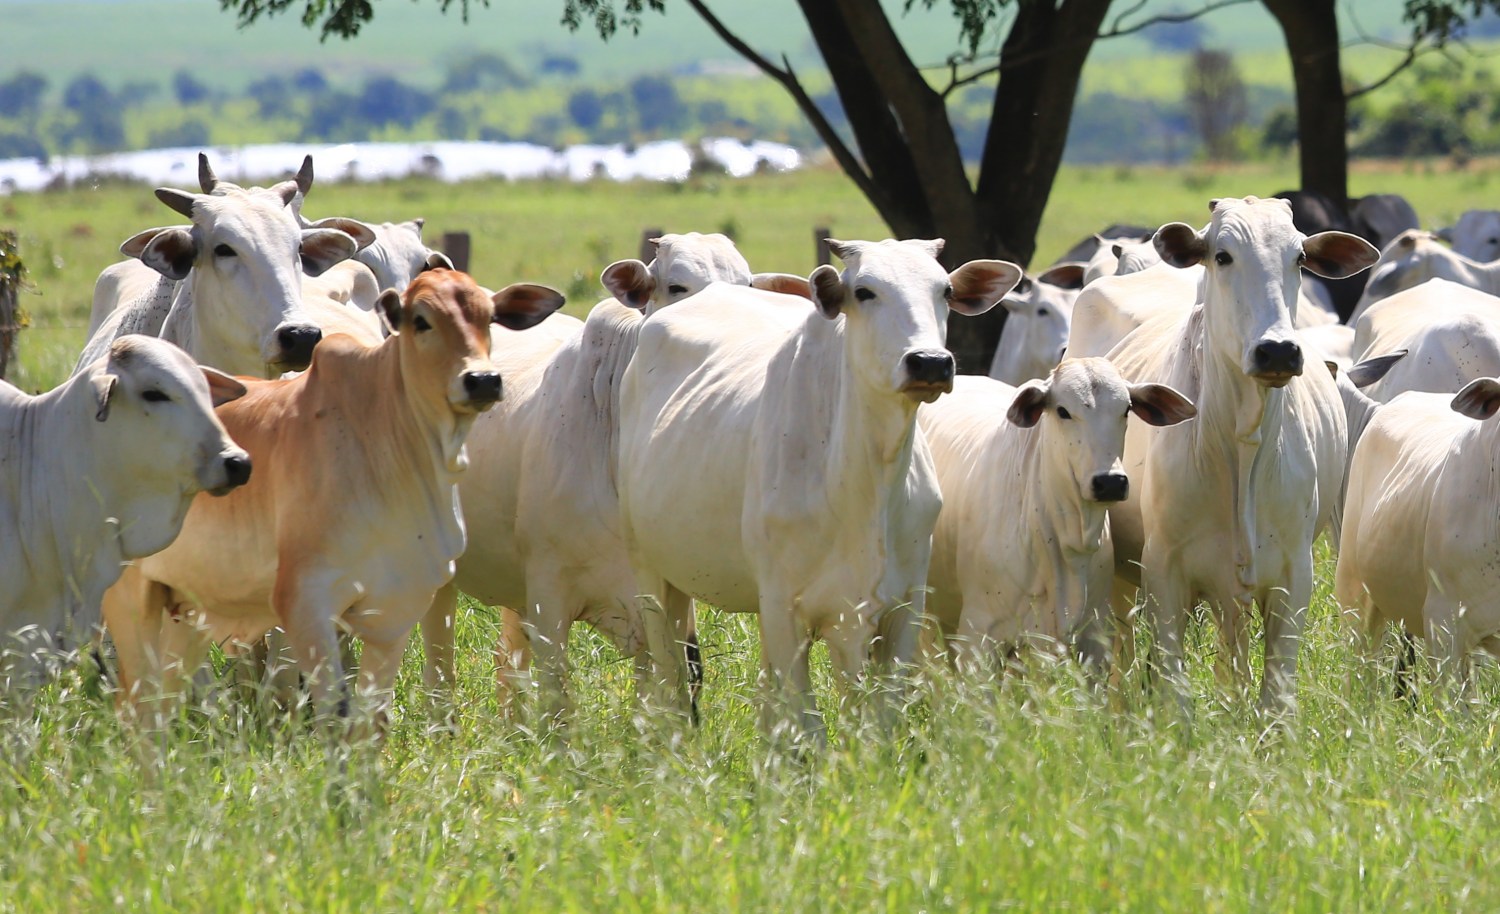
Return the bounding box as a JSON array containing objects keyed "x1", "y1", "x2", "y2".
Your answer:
[
  {"x1": 813, "y1": 226, "x2": 831, "y2": 267},
  {"x1": 0, "y1": 231, "x2": 23, "y2": 382},
  {"x1": 441, "y1": 231, "x2": 471, "y2": 274},
  {"x1": 639, "y1": 227, "x2": 663, "y2": 262}
]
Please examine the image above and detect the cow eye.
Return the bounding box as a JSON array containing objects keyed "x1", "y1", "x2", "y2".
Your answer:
[
  {"x1": 142, "y1": 390, "x2": 170, "y2": 403},
  {"x1": 413, "y1": 315, "x2": 432, "y2": 332},
  {"x1": 943, "y1": 284, "x2": 954, "y2": 300},
  {"x1": 855, "y1": 287, "x2": 875, "y2": 302},
  {"x1": 1015, "y1": 278, "x2": 1032, "y2": 294},
  {"x1": 213, "y1": 244, "x2": 236, "y2": 258},
  {"x1": 667, "y1": 283, "x2": 688, "y2": 296},
  {"x1": 1296, "y1": 251, "x2": 1307, "y2": 266},
  {"x1": 1214, "y1": 250, "x2": 1233, "y2": 266},
  {"x1": 1057, "y1": 406, "x2": 1071, "y2": 420},
  {"x1": 1037, "y1": 307, "x2": 1050, "y2": 318}
]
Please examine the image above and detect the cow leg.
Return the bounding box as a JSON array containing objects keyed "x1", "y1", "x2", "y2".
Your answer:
[
  {"x1": 276, "y1": 581, "x2": 349, "y2": 728},
  {"x1": 757, "y1": 601, "x2": 821, "y2": 749},
  {"x1": 154, "y1": 605, "x2": 215, "y2": 726},
  {"x1": 667, "y1": 589, "x2": 701, "y2": 726},
  {"x1": 521, "y1": 578, "x2": 575, "y2": 730},
  {"x1": 636, "y1": 576, "x2": 693, "y2": 719},
  {"x1": 1214, "y1": 597, "x2": 1253, "y2": 694},
  {"x1": 353, "y1": 634, "x2": 409, "y2": 741},
  {"x1": 1110, "y1": 578, "x2": 1139, "y2": 694},
  {"x1": 102, "y1": 569, "x2": 165, "y2": 723},
  {"x1": 1423, "y1": 589, "x2": 1468, "y2": 704},
  {"x1": 1142, "y1": 557, "x2": 1193, "y2": 720},
  {"x1": 420, "y1": 583, "x2": 458, "y2": 701},
  {"x1": 1259, "y1": 570, "x2": 1310, "y2": 718},
  {"x1": 494, "y1": 606, "x2": 530, "y2": 721}
]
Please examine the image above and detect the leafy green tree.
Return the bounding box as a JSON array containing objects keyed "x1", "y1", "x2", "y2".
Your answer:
[{"x1": 0, "y1": 72, "x2": 47, "y2": 119}]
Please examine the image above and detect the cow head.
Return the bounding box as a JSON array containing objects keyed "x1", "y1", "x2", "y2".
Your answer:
[
  {"x1": 1359, "y1": 230, "x2": 1457, "y2": 307},
  {"x1": 125, "y1": 182, "x2": 360, "y2": 375},
  {"x1": 1155, "y1": 196, "x2": 1378, "y2": 388},
  {"x1": 1445, "y1": 209, "x2": 1500, "y2": 263},
  {"x1": 988, "y1": 262, "x2": 1085, "y2": 386},
  {"x1": 378, "y1": 268, "x2": 564, "y2": 417},
  {"x1": 601, "y1": 232, "x2": 755, "y2": 315},
  {"x1": 809, "y1": 238, "x2": 1021, "y2": 403},
  {"x1": 84, "y1": 335, "x2": 251, "y2": 554},
  {"x1": 1007, "y1": 357, "x2": 1195, "y2": 504}
]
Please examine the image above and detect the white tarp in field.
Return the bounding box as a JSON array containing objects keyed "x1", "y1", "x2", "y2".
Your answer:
[{"x1": 0, "y1": 139, "x2": 802, "y2": 194}]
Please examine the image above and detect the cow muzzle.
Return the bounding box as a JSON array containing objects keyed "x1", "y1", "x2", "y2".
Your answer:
[
  {"x1": 457, "y1": 369, "x2": 503, "y2": 411},
  {"x1": 900, "y1": 349, "x2": 955, "y2": 403},
  {"x1": 1248, "y1": 339, "x2": 1303, "y2": 387},
  {"x1": 1089, "y1": 472, "x2": 1129, "y2": 503},
  {"x1": 271, "y1": 323, "x2": 323, "y2": 371},
  {"x1": 206, "y1": 450, "x2": 252, "y2": 496}
]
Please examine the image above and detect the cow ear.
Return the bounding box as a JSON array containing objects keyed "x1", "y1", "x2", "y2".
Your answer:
[
  {"x1": 155, "y1": 187, "x2": 199, "y2": 220},
  {"x1": 299, "y1": 228, "x2": 358, "y2": 277},
  {"x1": 310, "y1": 217, "x2": 377, "y2": 252},
  {"x1": 1154, "y1": 223, "x2": 1207, "y2": 269},
  {"x1": 1346, "y1": 349, "x2": 1407, "y2": 389},
  {"x1": 1323, "y1": 361, "x2": 1340, "y2": 380},
  {"x1": 1454, "y1": 377, "x2": 1500, "y2": 421},
  {"x1": 903, "y1": 238, "x2": 945, "y2": 260},
  {"x1": 1435, "y1": 226, "x2": 1454, "y2": 244},
  {"x1": 92, "y1": 372, "x2": 117, "y2": 422},
  {"x1": 137, "y1": 228, "x2": 197, "y2": 281},
  {"x1": 1038, "y1": 262, "x2": 1086, "y2": 290},
  {"x1": 121, "y1": 225, "x2": 188, "y2": 260},
  {"x1": 200, "y1": 366, "x2": 247, "y2": 407},
  {"x1": 1006, "y1": 379, "x2": 1050, "y2": 428},
  {"x1": 270, "y1": 179, "x2": 299, "y2": 207},
  {"x1": 423, "y1": 251, "x2": 454, "y2": 272},
  {"x1": 411, "y1": 217, "x2": 425, "y2": 234},
  {"x1": 601, "y1": 259, "x2": 654, "y2": 311},
  {"x1": 809, "y1": 264, "x2": 845, "y2": 319},
  {"x1": 750, "y1": 272, "x2": 813, "y2": 299},
  {"x1": 1111, "y1": 242, "x2": 1125, "y2": 258},
  {"x1": 377, "y1": 289, "x2": 404, "y2": 333},
  {"x1": 1128, "y1": 382, "x2": 1197, "y2": 427},
  {"x1": 949, "y1": 260, "x2": 1023, "y2": 316},
  {"x1": 492, "y1": 283, "x2": 566, "y2": 331},
  {"x1": 1302, "y1": 231, "x2": 1380, "y2": 279}
]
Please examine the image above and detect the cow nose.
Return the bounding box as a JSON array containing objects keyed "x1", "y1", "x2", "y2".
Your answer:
[
  {"x1": 1251, "y1": 339, "x2": 1303, "y2": 378},
  {"x1": 1090, "y1": 472, "x2": 1129, "y2": 503},
  {"x1": 223, "y1": 453, "x2": 253, "y2": 488},
  {"x1": 462, "y1": 370, "x2": 502, "y2": 402},
  {"x1": 276, "y1": 325, "x2": 322, "y2": 369},
  {"x1": 904, "y1": 349, "x2": 956, "y2": 385}
]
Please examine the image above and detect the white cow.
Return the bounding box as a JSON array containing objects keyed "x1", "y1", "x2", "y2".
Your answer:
[
  {"x1": 422, "y1": 232, "x2": 805, "y2": 721},
  {"x1": 1105, "y1": 196, "x2": 1377, "y2": 714},
  {"x1": 1336, "y1": 376, "x2": 1500, "y2": 691},
  {"x1": 1350, "y1": 280, "x2": 1500, "y2": 403},
  {"x1": 0, "y1": 335, "x2": 249, "y2": 691},
  {"x1": 1066, "y1": 261, "x2": 1202, "y2": 361},
  {"x1": 1353, "y1": 230, "x2": 1500, "y2": 320},
  {"x1": 921, "y1": 362, "x2": 1194, "y2": 671},
  {"x1": 987, "y1": 263, "x2": 1085, "y2": 385},
  {"x1": 620, "y1": 238, "x2": 1020, "y2": 743},
  {"x1": 1440, "y1": 209, "x2": 1500, "y2": 263},
  {"x1": 78, "y1": 182, "x2": 359, "y2": 378}
]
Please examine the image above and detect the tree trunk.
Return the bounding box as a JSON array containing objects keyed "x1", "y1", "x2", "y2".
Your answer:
[
  {"x1": 1263, "y1": 0, "x2": 1347, "y2": 209},
  {"x1": 0, "y1": 231, "x2": 19, "y2": 381}
]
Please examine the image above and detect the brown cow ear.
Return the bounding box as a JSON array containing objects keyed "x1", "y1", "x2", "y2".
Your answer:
[
  {"x1": 1346, "y1": 349, "x2": 1407, "y2": 388},
  {"x1": 1154, "y1": 223, "x2": 1207, "y2": 269},
  {"x1": 601, "y1": 259, "x2": 654, "y2": 311},
  {"x1": 310, "y1": 217, "x2": 377, "y2": 252},
  {"x1": 750, "y1": 272, "x2": 812, "y2": 299},
  {"x1": 949, "y1": 260, "x2": 1023, "y2": 316},
  {"x1": 1006, "y1": 379, "x2": 1050, "y2": 428},
  {"x1": 377, "y1": 289, "x2": 404, "y2": 332},
  {"x1": 1302, "y1": 231, "x2": 1380, "y2": 279},
  {"x1": 1453, "y1": 377, "x2": 1500, "y2": 421},
  {"x1": 138, "y1": 228, "x2": 197, "y2": 281}
]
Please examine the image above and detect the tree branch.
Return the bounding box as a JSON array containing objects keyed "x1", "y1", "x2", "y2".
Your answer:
[
  {"x1": 936, "y1": 0, "x2": 1250, "y2": 95},
  {"x1": 681, "y1": 0, "x2": 878, "y2": 204}
]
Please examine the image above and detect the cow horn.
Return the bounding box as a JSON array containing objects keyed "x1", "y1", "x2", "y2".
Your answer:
[
  {"x1": 198, "y1": 153, "x2": 218, "y2": 193},
  {"x1": 155, "y1": 187, "x2": 200, "y2": 219},
  {"x1": 296, "y1": 155, "x2": 314, "y2": 196}
]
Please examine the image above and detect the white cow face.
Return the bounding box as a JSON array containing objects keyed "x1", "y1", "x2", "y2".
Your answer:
[
  {"x1": 1007, "y1": 358, "x2": 1196, "y2": 503},
  {"x1": 312, "y1": 218, "x2": 448, "y2": 293},
  {"x1": 128, "y1": 182, "x2": 358, "y2": 373},
  {"x1": 601, "y1": 232, "x2": 754, "y2": 315},
  {"x1": 809, "y1": 239, "x2": 1021, "y2": 403},
  {"x1": 989, "y1": 263, "x2": 1085, "y2": 386},
  {"x1": 87, "y1": 335, "x2": 251, "y2": 554},
  {"x1": 1447, "y1": 210, "x2": 1500, "y2": 263},
  {"x1": 1155, "y1": 196, "x2": 1377, "y2": 387}
]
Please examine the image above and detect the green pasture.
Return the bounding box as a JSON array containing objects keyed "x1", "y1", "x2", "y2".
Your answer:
[{"x1": 7, "y1": 161, "x2": 1500, "y2": 911}]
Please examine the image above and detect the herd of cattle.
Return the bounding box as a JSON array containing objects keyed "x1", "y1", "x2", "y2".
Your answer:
[{"x1": 6, "y1": 152, "x2": 1500, "y2": 746}]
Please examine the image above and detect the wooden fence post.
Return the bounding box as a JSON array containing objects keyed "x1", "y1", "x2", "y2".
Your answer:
[
  {"x1": 813, "y1": 226, "x2": 831, "y2": 267},
  {"x1": 0, "y1": 231, "x2": 23, "y2": 382},
  {"x1": 441, "y1": 231, "x2": 471, "y2": 274},
  {"x1": 639, "y1": 227, "x2": 663, "y2": 262}
]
